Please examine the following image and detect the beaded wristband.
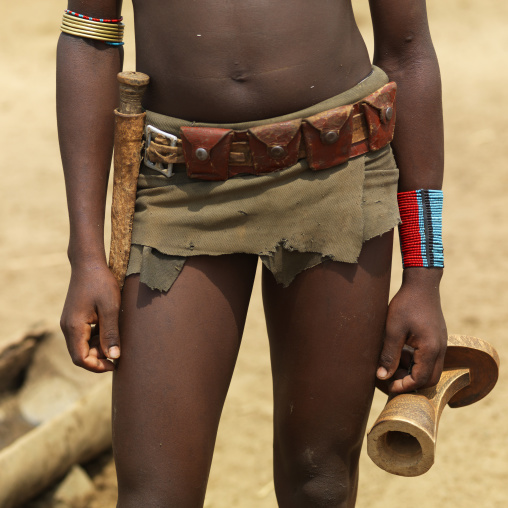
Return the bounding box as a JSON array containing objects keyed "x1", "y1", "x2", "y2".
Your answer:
[
  {"x1": 397, "y1": 189, "x2": 444, "y2": 268},
  {"x1": 60, "y1": 10, "x2": 124, "y2": 46},
  {"x1": 65, "y1": 9, "x2": 123, "y2": 23}
]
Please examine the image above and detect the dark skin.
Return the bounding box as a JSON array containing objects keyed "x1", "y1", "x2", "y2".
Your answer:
[{"x1": 58, "y1": 1, "x2": 447, "y2": 506}]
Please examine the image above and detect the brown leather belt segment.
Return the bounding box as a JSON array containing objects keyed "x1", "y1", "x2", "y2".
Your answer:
[
  {"x1": 147, "y1": 112, "x2": 369, "y2": 167},
  {"x1": 144, "y1": 81, "x2": 397, "y2": 181}
]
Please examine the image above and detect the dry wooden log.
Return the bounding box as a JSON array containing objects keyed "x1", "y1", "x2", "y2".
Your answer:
[
  {"x1": 0, "y1": 325, "x2": 48, "y2": 392},
  {"x1": 0, "y1": 376, "x2": 112, "y2": 508},
  {"x1": 367, "y1": 335, "x2": 499, "y2": 476},
  {"x1": 108, "y1": 71, "x2": 150, "y2": 289}
]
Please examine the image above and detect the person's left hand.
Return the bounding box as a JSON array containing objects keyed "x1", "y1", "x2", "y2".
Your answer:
[{"x1": 376, "y1": 268, "x2": 448, "y2": 393}]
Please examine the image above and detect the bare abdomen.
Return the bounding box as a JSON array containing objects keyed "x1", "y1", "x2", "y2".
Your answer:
[{"x1": 133, "y1": 0, "x2": 371, "y2": 122}]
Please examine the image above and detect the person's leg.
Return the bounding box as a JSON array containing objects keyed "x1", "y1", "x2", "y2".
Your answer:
[
  {"x1": 113, "y1": 253, "x2": 257, "y2": 508},
  {"x1": 263, "y1": 233, "x2": 393, "y2": 508}
]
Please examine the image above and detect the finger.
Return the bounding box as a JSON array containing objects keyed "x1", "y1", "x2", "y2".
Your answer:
[
  {"x1": 80, "y1": 355, "x2": 116, "y2": 373},
  {"x1": 390, "y1": 340, "x2": 440, "y2": 393},
  {"x1": 389, "y1": 374, "x2": 415, "y2": 393},
  {"x1": 386, "y1": 353, "x2": 414, "y2": 392},
  {"x1": 89, "y1": 338, "x2": 108, "y2": 360},
  {"x1": 89, "y1": 329, "x2": 107, "y2": 359},
  {"x1": 61, "y1": 319, "x2": 113, "y2": 372},
  {"x1": 88, "y1": 337, "x2": 116, "y2": 371},
  {"x1": 61, "y1": 316, "x2": 92, "y2": 367},
  {"x1": 377, "y1": 325, "x2": 407, "y2": 381},
  {"x1": 424, "y1": 337, "x2": 447, "y2": 388},
  {"x1": 98, "y1": 300, "x2": 121, "y2": 360}
]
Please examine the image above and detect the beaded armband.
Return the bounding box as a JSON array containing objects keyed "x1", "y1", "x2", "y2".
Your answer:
[
  {"x1": 60, "y1": 10, "x2": 124, "y2": 46},
  {"x1": 397, "y1": 189, "x2": 444, "y2": 268}
]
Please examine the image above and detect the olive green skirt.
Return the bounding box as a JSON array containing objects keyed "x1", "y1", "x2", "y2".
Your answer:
[{"x1": 126, "y1": 66, "x2": 400, "y2": 291}]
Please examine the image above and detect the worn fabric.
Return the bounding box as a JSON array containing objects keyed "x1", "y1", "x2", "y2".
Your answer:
[{"x1": 126, "y1": 66, "x2": 400, "y2": 291}]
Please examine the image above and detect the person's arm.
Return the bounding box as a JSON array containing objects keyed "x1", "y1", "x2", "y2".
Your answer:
[
  {"x1": 57, "y1": 0, "x2": 124, "y2": 372},
  {"x1": 369, "y1": 0, "x2": 448, "y2": 393}
]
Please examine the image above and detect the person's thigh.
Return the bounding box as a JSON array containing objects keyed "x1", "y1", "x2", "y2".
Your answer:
[
  {"x1": 262, "y1": 232, "x2": 393, "y2": 508},
  {"x1": 113, "y1": 253, "x2": 257, "y2": 508}
]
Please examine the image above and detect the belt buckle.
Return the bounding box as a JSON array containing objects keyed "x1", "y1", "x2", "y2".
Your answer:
[{"x1": 144, "y1": 125, "x2": 178, "y2": 177}]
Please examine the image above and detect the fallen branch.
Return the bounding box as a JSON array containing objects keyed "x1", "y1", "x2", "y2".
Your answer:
[{"x1": 0, "y1": 376, "x2": 112, "y2": 507}]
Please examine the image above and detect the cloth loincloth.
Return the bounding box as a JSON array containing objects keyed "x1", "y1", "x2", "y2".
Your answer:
[{"x1": 126, "y1": 66, "x2": 400, "y2": 291}]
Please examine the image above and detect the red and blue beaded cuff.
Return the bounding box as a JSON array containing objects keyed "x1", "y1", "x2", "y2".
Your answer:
[{"x1": 397, "y1": 189, "x2": 444, "y2": 268}]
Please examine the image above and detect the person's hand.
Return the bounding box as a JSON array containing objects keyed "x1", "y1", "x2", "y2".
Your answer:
[
  {"x1": 60, "y1": 261, "x2": 121, "y2": 373},
  {"x1": 377, "y1": 268, "x2": 447, "y2": 393}
]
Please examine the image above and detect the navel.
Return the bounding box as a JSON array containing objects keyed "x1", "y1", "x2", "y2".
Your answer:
[{"x1": 231, "y1": 71, "x2": 248, "y2": 83}]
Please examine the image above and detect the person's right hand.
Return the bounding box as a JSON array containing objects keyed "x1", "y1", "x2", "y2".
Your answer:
[{"x1": 60, "y1": 262, "x2": 121, "y2": 373}]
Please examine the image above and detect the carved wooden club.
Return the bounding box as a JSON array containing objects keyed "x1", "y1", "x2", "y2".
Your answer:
[{"x1": 367, "y1": 335, "x2": 499, "y2": 476}]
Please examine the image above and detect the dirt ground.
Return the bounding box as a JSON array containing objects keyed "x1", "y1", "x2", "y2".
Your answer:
[{"x1": 1, "y1": 0, "x2": 507, "y2": 506}]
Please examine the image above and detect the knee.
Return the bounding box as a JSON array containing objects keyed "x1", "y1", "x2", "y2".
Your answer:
[
  {"x1": 298, "y1": 473, "x2": 351, "y2": 507},
  {"x1": 278, "y1": 446, "x2": 359, "y2": 507}
]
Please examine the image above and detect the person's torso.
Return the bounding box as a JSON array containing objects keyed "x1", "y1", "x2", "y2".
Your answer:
[{"x1": 133, "y1": 0, "x2": 371, "y2": 122}]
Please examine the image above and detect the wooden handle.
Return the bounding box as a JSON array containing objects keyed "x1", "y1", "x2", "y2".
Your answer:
[
  {"x1": 109, "y1": 71, "x2": 150, "y2": 289},
  {"x1": 117, "y1": 71, "x2": 150, "y2": 115}
]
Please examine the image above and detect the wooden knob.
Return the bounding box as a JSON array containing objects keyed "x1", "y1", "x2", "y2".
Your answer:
[{"x1": 117, "y1": 71, "x2": 150, "y2": 115}]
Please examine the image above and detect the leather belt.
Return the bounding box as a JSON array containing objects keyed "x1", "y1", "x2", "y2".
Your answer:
[{"x1": 144, "y1": 81, "x2": 397, "y2": 181}]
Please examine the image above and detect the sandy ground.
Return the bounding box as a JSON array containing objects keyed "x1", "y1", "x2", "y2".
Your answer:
[{"x1": 1, "y1": 0, "x2": 508, "y2": 506}]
